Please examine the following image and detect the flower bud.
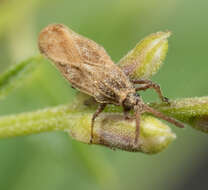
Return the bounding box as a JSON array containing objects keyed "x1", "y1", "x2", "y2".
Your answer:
[
  {"x1": 118, "y1": 31, "x2": 171, "y2": 79},
  {"x1": 69, "y1": 113, "x2": 176, "y2": 154}
]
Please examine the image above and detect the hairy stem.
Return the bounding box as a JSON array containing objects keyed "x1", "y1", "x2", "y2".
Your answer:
[
  {"x1": 150, "y1": 97, "x2": 208, "y2": 132},
  {"x1": 0, "y1": 97, "x2": 176, "y2": 154}
]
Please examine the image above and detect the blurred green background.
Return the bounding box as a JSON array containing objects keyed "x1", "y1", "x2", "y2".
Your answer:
[{"x1": 0, "y1": 0, "x2": 208, "y2": 189}]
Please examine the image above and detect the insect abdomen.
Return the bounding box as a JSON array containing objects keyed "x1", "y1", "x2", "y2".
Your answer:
[{"x1": 92, "y1": 66, "x2": 135, "y2": 105}]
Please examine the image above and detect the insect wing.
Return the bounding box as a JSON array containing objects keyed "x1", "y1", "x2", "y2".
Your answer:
[{"x1": 38, "y1": 24, "x2": 133, "y2": 104}]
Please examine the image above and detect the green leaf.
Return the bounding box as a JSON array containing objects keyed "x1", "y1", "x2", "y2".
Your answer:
[{"x1": 0, "y1": 56, "x2": 42, "y2": 99}]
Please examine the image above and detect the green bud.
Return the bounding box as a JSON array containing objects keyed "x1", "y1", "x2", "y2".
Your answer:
[
  {"x1": 70, "y1": 113, "x2": 176, "y2": 154},
  {"x1": 118, "y1": 31, "x2": 171, "y2": 79}
]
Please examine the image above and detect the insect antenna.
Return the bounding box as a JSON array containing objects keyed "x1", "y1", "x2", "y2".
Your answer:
[{"x1": 143, "y1": 104, "x2": 184, "y2": 128}]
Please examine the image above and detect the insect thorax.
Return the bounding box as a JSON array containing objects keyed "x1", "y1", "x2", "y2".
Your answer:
[{"x1": 122, "y1": 92, "x2": 140, "y2": 109}]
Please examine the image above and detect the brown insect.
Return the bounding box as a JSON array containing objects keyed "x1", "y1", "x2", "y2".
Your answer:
[{"x1": 38, "y1": 24, "x2": 184, "y2": 145}]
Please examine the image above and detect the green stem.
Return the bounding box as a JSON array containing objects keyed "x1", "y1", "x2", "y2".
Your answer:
[
  {"x1": 150, "y1": 97, "x2": 208, "y2": 132},
  {"x1": 0, "y1": 99, "x2": 176, "y2": 154}
]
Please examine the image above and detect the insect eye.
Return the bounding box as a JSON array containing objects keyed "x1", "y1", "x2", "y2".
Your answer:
[{"x1": 135, "y1": 93, "x2": 140, "y2": 97}]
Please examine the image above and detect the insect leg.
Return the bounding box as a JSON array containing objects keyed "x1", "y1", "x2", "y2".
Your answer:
[
  {"x1": 122, "y1": 105, "x2": 132, "y2": 120},
  {"x1": 90, "y1": 103, "x2": 106, "y2": 143},
  {"x1": 134, "y1": 108, "x2": 141, "y2": 145},
  {"x1": 143, "y1": 104, "x2": 184, "y2": 128},
  {"x1": 131, "y1": 79, "x2": 169, "y2": 103}
]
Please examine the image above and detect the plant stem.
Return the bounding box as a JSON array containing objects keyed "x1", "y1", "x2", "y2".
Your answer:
[
  {"x1": 150, "y1": 97, "x2": 208, "y2": 132},
  {"x1": 0, "y1": 99, "x2": 176, "y2": 154}
]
